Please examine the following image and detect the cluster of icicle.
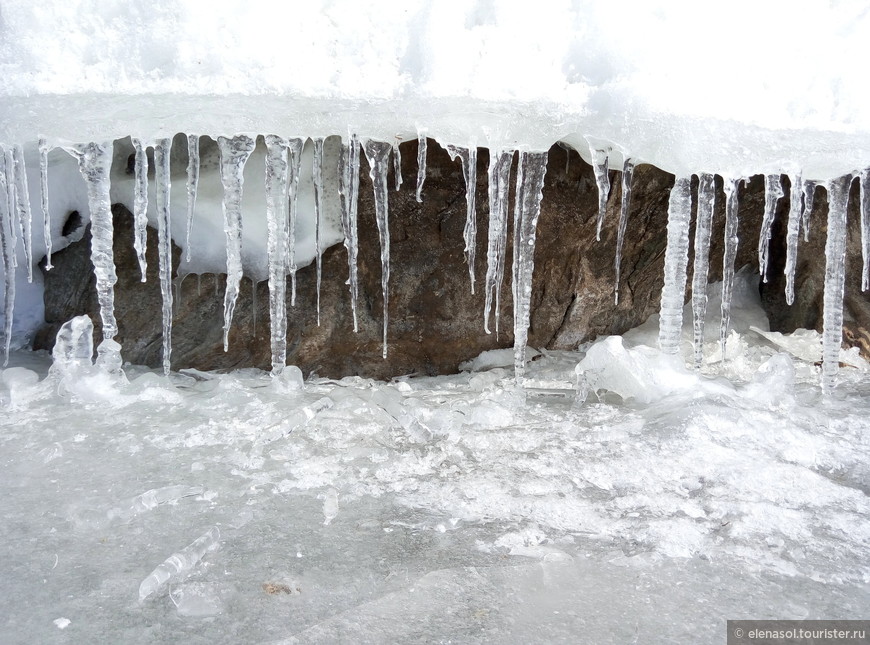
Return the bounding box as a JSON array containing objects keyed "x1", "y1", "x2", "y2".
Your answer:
[{"x1": 0, "y1": 134, "x2": 867, "y2": 392}]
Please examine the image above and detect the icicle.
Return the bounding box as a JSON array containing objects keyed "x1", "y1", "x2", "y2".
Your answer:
[
  {"x1": 131, "y1": 138, "x2": 149, "y2": 282},
  {"x1": 613, "y1": 158, "x2": 635, "y2": 305},
  {"x1": 38, "y1": 138, "x2": 52, "y2": 270},
  {"x1": 11, "y1": 146, "x2": 33, "y2": 283},
  {"x1": 338, "y1": 134, "x2": 361, "y2": 332},
  {"x1": 66, "y1": 142, "x2": 120, "y2": 370},
  {"x1": 264, "y1": 135, "x2": 290, "y2": 375},
  {"x1": 720, "y1": 178, "x2": 742, "y2": 358},
  {"x1": 658, "y1": 176, "x2": 692, "y2": 355},
  {"x1": 416, "y1": 131, "x2": 427, "y2": 203},
  {"x1": 512, "y1": 151, "x2": 548, "y2": 381},
  {"x1": 691, "y1": 173, "x2": 716, "y2": 369},
  {"x1": 589, "y1": 147, "x2": 610, "y2": 241},
  {"x1": 138, "y1": 527, "x2": 220, "y2": 601},
  {"x1": 822, "y1": 175, "x2": 851, "y2": 393},
  {"x1": 313, "y1": 138, "x2": 325, "y2": 325},
  {"x1": 445, "y1": 144, "x2": 478, "y2": 294},
  {"x1": 0, "y1": 154, "x2": 15, "y2": 365},
  {"x1": 392, "y1": 140, "x2": 403, "y2": 192},
  {"x1": 184, "y1": 134, "x2": 200, "y2": 263},
  {"x1": 483, "y1": 149, "x2": 514, "y2": 335},
  {"x1": 859, "y1": 169, "x2": 870, "y2": 292},
  {"x1": 217, "y1": 134, "x2": 256, "y2": 352},
  {"x1": 363, "y1": 140, "x2": 392, "y2": 359},
  {"x1": 285, "y1": 138, "x2": 304, "y2": 307},
  {"x1": 153, "y1": 139, "x2": 173, "y2": 376},
  {"x1": 784, "y1": 173, "x2": 803, "y2": 305},
  {"x1": 800, "y1": 180, "x2": 815, "y2": 242},
  {"x1": 758, "y1": 174, "x2": 784, "y2": 283},
  {"x1": 2, "y1": 148, "x2": 17, "y2": 260}
]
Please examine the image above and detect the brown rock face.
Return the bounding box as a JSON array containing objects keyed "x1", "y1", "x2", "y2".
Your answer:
[{"x1": 34, "y1": 140, "x2": 772, "y2": 378}]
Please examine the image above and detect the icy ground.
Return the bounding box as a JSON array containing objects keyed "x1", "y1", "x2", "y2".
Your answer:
[{"x1": 1, "y1": 279, "x2": 869, "y2": 645}]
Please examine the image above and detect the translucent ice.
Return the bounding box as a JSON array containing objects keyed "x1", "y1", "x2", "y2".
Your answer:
[
  {"x1": 484, "y1": 149, "x2": 514, "y2": 335},
  {"x1": 285, "y1": 138, "x2": 305, "y2": 307},
  {"x1": 590, "y1": 147, "x2": 610, "y2": 241},
  {"x1": 860, "y1": 168, "x2": 870, "y2": 291},
  {"x1": 339, "y1": 135, "x2": 361, "y2": 332},
  {"x1": 264, "y1": 135, "x2": 291, "y2": 374},
  {"x1": 416, "y1": 131, "x2": 427, "y2": 203},
  {"x1": 184, "y1": 134, "x2": 200, "y2": 263},
  {"x1": 11, "y1": 145, "x2": 33, "y2": 282},
  {"x1": 821, "y1": 175, "x2": 851, "y2": 392},
  {"x1": 313, "y1": 137, "x2": 325, "y2": 324},
  {"x1": 658, "y1": 177, "x2": 692, "y2": 355},
  {"x1": 691, "y1": 173, "x2": 715, "y2": 369},
  {"x1": 139, "y1": 526, "x2": 220, "y2": 601},
  {"x1": 153, "y1": 138, "x2": 173, "y2": 375},
  {"x1": 38, "y1": 138, "x2": 53, "y2": 270},
  {"x1": 784, "y1": 173, "x2": 803, "y2": 304},
  {"x1": 51, "y1": 315, "x2": 94, "y2": 378},
  {"x1": 445, "y1": 144, "x2": 478, "y2": 294},
  {"x1": 0, "y1": 160, "x2": 14, "y2": 365},
  {"x1": 758, "y1": 174, "x2": 784, "y2": 283},
  {"x1": 720, "y1": 177, "x2": 742, "y2": 357},
  {"x1": 363, "y1": 139, "x2": 393, "y2": 359},
  {"x1": 131, "y1": 138, "x2": 150, "y2": 281},
  {"x1": 614, "y1": 158, "x2": 634, "y2": 305}
]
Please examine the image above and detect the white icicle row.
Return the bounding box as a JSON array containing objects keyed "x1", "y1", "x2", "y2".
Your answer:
[
  {"x1": 38, "y1": 138, "x2": 53, "y2": 270},
  {"x1": 184, "y1": 134, "x2": 200, "y2": 264},
  {"x1": 285, "y1": 138, "x2": 305, "y2": 307},
  {"x1": 784, "y1": 173, "x2": 803, "y2": 305},
  {"x1": 859, "y1": 169, "x2": 870, "y2": 292},
  {"x1": 363, "y1": 140, "x2": 393, "y2": 359},
  {"x1": 483, "y1": 149, "x2": 514, "y2": 336},
  {"x1": 339, "y1": 134, "x2": 361, "y2": 332},
  {"x1": 0, "y1": 153, "x2": 15, "y2": 366},
  {"x1": 392, "y1": 140, "x2": 403, "y2": 192},
  {"x1": 313, "y1": 137, "x2": 325, "y2": 325},
  {"x1": 217, "y1": 134, "x2": 256, "y2": 352},
  {"x1": 416, "y1": 131, "x2": 427, "y2": 203},
  {"x1": 264, "y1": 135, "x2": 290, "y2": 375},
  {"x1": 512, "y1": 151, "x2": 548, "y2": 381},
  {"x1": 614, "y1": 158, "x2": 635, "y2": 305},
  {"x1": 658, "y1": 176, "x2": 692, "y2": 355},
  {"x1": 590, "y1": 147, "x2": 610, "y2": 241},
  {"x1": 800, "y1": 180, "x2": 816, "y2": 242},
  {"x1": 153, "y1": 139, "x2": 173, "y2": 376},
  {"x1": 720, "y1": 178, "x2": 742, "y2": 358},
  {"x1": 131, "y1": 138, "x2": 150, "y2": 282},
  {"x1": 11, "y1": 145, "x2": 33, "y2": 283},
  {"x1": 691, "y1": 173, "x2": 716, "y2": 369},
  {"x1": 758, "y1": 174, "x2": 784, "y2": 283},
  {"x1": 445, "y1": 144, "x2": 478, "y2": 294},
  {"x1": 822, "y1": 175, "x2": 852, "y2": 393}
]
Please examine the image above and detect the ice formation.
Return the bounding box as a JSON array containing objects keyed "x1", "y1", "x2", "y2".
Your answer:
[
  {"x1": 416, "y1": 131, "x2": 427, "y2": 203},
  {"x1": 590, "y1": 147, "x2": 610, "y2": 241},
  {"x1": 38, "y1": 138, "x2": 52, "y2": 270},
  {"x1": 719, "y1": 177, "x2": 742, "y2": 356},
  {"x1": 131, "y1": 138, "x2": 149, "y2": 281},
  {"x1": 313, "y1": 137, "x2": 325, "y2": 325},
  {"x1": 138, "y1": 526, "x2": 220, "y2": 601},
  {"x1": 822, "y1": 176, "x2": 851, "y2": 392},
  {"x1": 339, "y1": 135, "x2": 361, "y2": 332},
  {"x1": 0, "y1": 153, "x2": 14, "y2": 365},
  {"x1": 11, "y1": 145, "x2": 33, "y2": 283},
  {"x1": 613, "y1": 158, "x2": 634, "y2": 305},
  {"x1": 362, "y1": 139, "x2": 393, "y2": 359},
  {"x1": 658, "y1": 177, "x2": 692, "y2": 355},
  {"x1": 445, "y1": 144, "x2": 478, "y2": 294},
  {"x1": 483, "y1": 149, "x2": 514, "y2": 337},
  {"x1": 153, "y1": 138, "x2": 173, "y2": 375},
  {"x1": 758, "y1": 174, "x2": 784, "y2": 284},
  {"x1": 691, "y1": 174, "x2": 715, "y2": 369},
  {"x1": 184, "y1": 134, "x2": 200, "y2": 264}
]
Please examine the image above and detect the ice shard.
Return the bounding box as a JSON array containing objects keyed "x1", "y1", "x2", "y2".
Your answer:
[
  {"x1": 613, "y1": 158, "x2": 635, "y2": 305},
  {"x1": 590, "y1": 147, "x2": 610, "y2": 241},
  {"x1": 822, "y1": 175, "x2": 851, "y2": 393},
  {"x1": 11, "y1": 145, "x2": 33, "y2": 282},
  {"x1": 691, "y1": 173, "x2": 716, "y2": 369},
  {"x1": 338, "y1": 134, "x2": 361, "y2": 332},
  {"x1": 658, "y1": 176, "x2": 692, "y2": 355},
  {"x1": 801, "y1": 180, "x2": 816, "y2": 242},
  {"x1": 0, "y1": 157, "x2": 14, "y2": 365},
  {"x1": 720, "y1": 178, "x2": 741, "y2": 356},
  {"x1": 38, "y1": 138, "x2": 52, "y2": 270},
  {"x1": 445, "y1": 144, "x2": 478, "y2": 294},
  {"x1": 264, "y1": 135, "x2": 290, "y2": 375},
  {"x1": 184, "y1": 134, "x2": 200, "y2": 263},
  {"x1": 139, "y1": 526, "x2": 220, "y2": 601},
  {"x1": 416, "y1": 131, "x2": 427, "y2": 203},
  {"x1": 512, "y1": 151, "x2": 548, "y2": 380},
  {"x1": 784, "y1": 173, "x2": 803, "y2": 305},
  {"x1": 859, "y1": 168, "x2": 870, "y2": 291},
  {"x1": 285, "y1": 138, "x2": 305, "y2": 307},
  {"x1": 66, "y1": 142, "x2": 120, "y2": 371},
  {"x1": 392, "y1": 140, "x2": 403, "y2": 192},
  {"x1": 217, "y1": 134, "x2": 256, "y2": 352},
  {"x1": 363, "y1": 139, "x2": 393, "y2": 359},
  {"x1": 758, "y1": 174, "x2": 784, "y2": 283},
  {"x1": 313, "y1": 137, "x2": 325, "y2": 325},
  {"x1": 483, "y1": 149, "x2": 514, "y2": 335},
  {"x1": 153, "y1": 138, "x2": 173, "y2": 376},
  {"x1": 131, "y1": 138, "x2": 150, "y2": 281}
]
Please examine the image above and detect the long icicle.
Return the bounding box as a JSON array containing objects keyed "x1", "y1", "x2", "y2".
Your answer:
[
  {"x1": 859, "y1": 168, "x2": 870, "y2": 291},
  {"x1": 217, "y1": 134, "x2": 256, "y2": 352},
  {"x1": 313, "y1": 137, "x2": 325, "y2": 325},
  {"x1": 512, "y1": 151, "x2": 548, "y2": 381},
  {"x1": 758, "y1": 174, "x2": 784, "y2": 283},
  {"x1": 2, "y1": 148, "x2": 17, "y2": 262},
  {"x1": 720, "y1": 178, "x2": 741, "y2": 358},
  {"x1": 416, "y1": 131, "x2": 427, "y2": 203},
  {"x1": 658, "y1": 176, "x2": 692, "y2": 355},
  {"x1": 131, "y1": 138, "x2": 150, "y2": 281},
  {"x1": 483, "y1": 149, "x2": 513, "y2": 336},
  {"x1": 822, "y1": 175, "x2": 852, "y2": 393},
  {"x1": 38, "y1": 138, "x2": 53, "y2": 270},
  {"x1": 286, "y1": 138, "x2": 304, "y2": 307},
  {"x1": 392, "y1": 140, "x2": 403, "y2": 192},
  {"x1": 445, "y1": 144, "x2": 478, "y2": 294},
  {"x1": 363, "y1": 140, "x2": 393, "y2": 359},
  {"x1": 0, "y1": 152, "x2": 15, "y2": 365},
  {"x1": 338, "y1": 134, "x2": 361, "y2": 332},
  {"x1": 264, "y1": 135, "x2": 290, "y2": 375},
  {"x1": 691, "y1": 173, "x2": 716, "y2": 369},
  {"x1": 613, "y1": 158, "x2": 635, "y2": 305},
  {"x1": 184, "y1": 134, "x2": 200, "y2": 263},
  {"x1": 801, "y1": 179, "x2": 816, "y2": 242},
  {"x1": 11, "y1": 146, "x2": 33, "y2": 283},
  {"x1": 153, "y1": 139, "x2": 173, "y2": 376},
  {"x1": 590, "y1": 147, "x2": 610, "y2": 241},
  {"x1": 784, "y1": 173, "x2": 803, "y2": 304}
]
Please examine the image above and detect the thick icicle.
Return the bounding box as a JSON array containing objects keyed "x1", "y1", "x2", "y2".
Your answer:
[
  {"x1": 859, "y1": 169, "x2": 870, "y2": 291},
  {"x1": 720, "y1": 178, "x2": 742, "y2": 356},
  {"x1": 416, "y1": 132, "x2": 427, "y2": 203},
  {"x1": 217, "y1": 134, "x2": 256, "y2": 352},
  {"x1": 691, "y1": 173, "x2": 716, "y2": 369},
  {"x1": 2, "y1": 148, "x2": 17, "y2": 258},
  {"x1": 822, "y1": 175, "x2": 851, "y2": 393},
  {"x1": 264, "y1": 135, "x2": 290, "y2": 375},
  {"x1": 363, "y1": 140, "x2": 392, "y2": 359},
  {"x1": 11, "y1": 146, "x2": 33, "y2": 282},
  {"x1": 483, "y1": 149, "x2": 514, "y2": 335},
  {"x1": 131, "y1": 138, "x2": 150, "y2": 281},
  {"x1": 784, "y1": 173, "x2": 803, "y2": 305},
  {"x1": 801, "y1": 180, "x2": 816, "y2": 242},
  {"x1": 445, "y1": 144, "x2": 478, "y2": 294},
  {"x1": 285, "y1": 138, "x2": 305, "y2": 307},
  {"x1": 613, "y1": 158, "x2": 635, "y2": 305},
  {"x1": 758, "y1": 174, "x2": 784, "y2": 283},
  {"x1": 38, "y1": 138, "x2": 52, "y2": 270},
  {"x1": 66, "y1": 142, "x2": 120, "y2": 370},
  {"x1": 392, "y1": 140, "x2": 403, "y2": 192},
  {"x1": 512, "y1": 151, "x2": 548, "y2": 380},
  {"x1": 658, "y1": 176, "x2": 692, "y2": 355},
  {"x1": 184, "y1": 134, "x2": 200, "y2": 263},
  {"x1": 0, "y1": 155, "x2": 15, "y2": 365},
  {"x1": 590, "y1": 147, "x2": 610, "y2": 241},
  {"x1": 153, "y1": 139, "x2": 173, "y2": 376},
  {"x1": 338, "y1": 135, "x2": 361, "y2": 332},
  {"x1": 313, "y1": 138, "x2": 325, "y2": 325}
]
